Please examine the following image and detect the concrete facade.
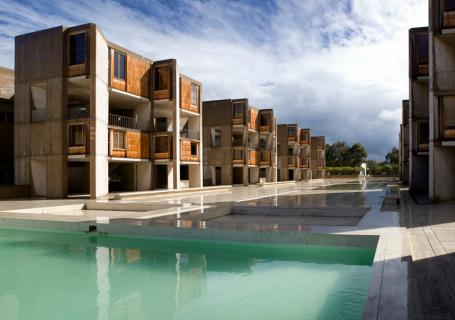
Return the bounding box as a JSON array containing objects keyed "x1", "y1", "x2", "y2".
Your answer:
[
  {"x1": 399, "y1": 100, "x2": 410, "y2": 185},
  {"x1": 277, "y1": 124, "x2": 323, "y2": 181},
  {"x1": 428, "y1": 1, "x2": 455, "y2": 202},
  {"x1": 310, "y1": 136, "x2": 326, "y2": 179},
  {"x1": 202, "y1": 99, "x2": 277, "y2": 186},
  {"x1": 408, "y1": 27, "x2": 430, "y2": 200},
  {"x1": 14, "y1": 24, "x2": 203, "y2": 199}
]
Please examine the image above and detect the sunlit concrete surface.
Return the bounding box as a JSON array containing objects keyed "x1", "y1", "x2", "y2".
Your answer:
[{"x1": 1, "y1": 177, "x2": 454, "y2": 319}]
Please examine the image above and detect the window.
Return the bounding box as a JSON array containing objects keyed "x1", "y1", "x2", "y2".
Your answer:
[
  {"x1": 69, "y1": 33, "x2": 86, "y2": 65},
  {"x1": 69, "y1": 124, "x2": 85, "y2": 147},
  {"x1": 113, "y1": 130, "x2": 125, "y2": 149},
  {"x1": 212, "y1": 128, "x2": 221, "y2": 147},
  {"x1": 418, "y1": 122, "x2": 429, "y2": 145},
  {"x1": 259, "y1": 139, "x2": 266, "y2": 149},
  {"x1": 114, "y1": 51, "x2": 126, "y2": 80},
  {"x1": 260, "y1": 168, "x2": 266, "y2": 178},
  {"x1": 233, "y1": 103, "x2": 244, "y2": 118},
  {"x1": 191, "y1": 83, "x2": 199, "y2": 106},
  {"x1": 155, "y1": 118, "x2": 168, "y2": 132},
  {"x1": 180, "y1": 165, "x2": 189, "y2": 180},
  {"x1": 288, "y1": 126, "x2": 296, "y2": 137},
  {"x1": 191, "y1": 142, "x2": 198, "y2": 156},
  {"x1": 155, "y1": 66, "x2": 169, "y2": 90},
  {"x1": 288, "y1": 148, "x2": 293, "y2": 156},
  {"x1": 232, "y1": 134, "x2": 243, "y2": 146},
  {"x1": 445, "y1": 0, "x2": 455, "y2": 11},
  {"x1": 416, "y1": 34, "x2": 429, "y2": 65}
]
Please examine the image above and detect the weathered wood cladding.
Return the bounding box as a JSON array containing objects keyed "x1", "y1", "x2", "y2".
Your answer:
[
  {"x1": 248, "y1": 150, "x2": 259, "y2": 165},
  {"x1": 108, "y1": 48, "x2": 151, "y2": 97},
  {"x1": 248, "y1": 108, "x2": 259, "y2": 131},
  {"x1": 180, "y1": 139, "x2": 199, "y2": 162},
  {"x1": 180, "y1": 76, "x2": 200, "y2": 113},
  {"x1": 108, "y1": 128, "x2": 150, "y2": 159},
  {"x1": 152, "y1": 61, "x2": 174, "y2": 100},
  {"x1": 126, "y1": 54, "x2": 150, "y2": 97},
  {"x1": 300, "y1": 128, "x2": 311, "y2": 144},
  {"x1": 155, "y1": 133, "x2": 173, "y2": 159}
]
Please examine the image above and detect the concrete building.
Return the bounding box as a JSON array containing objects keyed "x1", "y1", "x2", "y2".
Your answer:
[
  {"x1": 277, "y1": 124, "x2": 311, "y2": 181},
  {"x1": 428, "y1": 1, "x2": 455, "y2": 201},
  {"x1": 14, "y1": 24, "x2": 202, "y2": 199},
  {"x1": 299, "y1": 128, "x2": 312, "y2": 181},
  {"x1": 0, "y1": 67, "x2": 14, "y2": 185},
  {"x1": 202, "y1": 99, "x2": 277, "y2": 185},
  {"x1": 399, "y1": 100, "x2": 410, "y2": 185},
  {"x1": 310, "y1": 136, "x2": 326, "y2": 179},
  {"x1": 408, "y1": 27, "x2": 430, "y2": 199}
]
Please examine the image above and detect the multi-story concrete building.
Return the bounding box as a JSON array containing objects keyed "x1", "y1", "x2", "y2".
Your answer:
[
  {"x1": 14, "y1": 24, "x2": 202, "y2": 199},
  {"x1": 299, "y1": 128, "x2": 312, "y2": 180},
  {"x1": 0, "y1": 67, "x2": 14, "y2": 185},
  {"x1": 310, "y1": 136, "x2": 326, "y2": 179},
  {"x1": 408, "y1": 27, "x2": 429, "y2": 199},
  {"x1": 429, "y1": 1, "x2": 455, "y2": 201},
  {"x1": 399, "y1": 100, "x2": 410, "y2": 185},
  {"x1": 277, "y1": 124, "x2": 301, "y2": 181},
  {"x1": 202, "y1": 99, "x2": 277, "y2": 185}
]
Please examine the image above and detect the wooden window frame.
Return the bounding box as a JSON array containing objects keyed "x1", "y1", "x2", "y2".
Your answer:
[
  {"x1": 191, "y1": 83, "x2": 199, "y2": 106},
  {"x1": 112, "y1": 130, "x2": 126, "y2": 150},
  {"x1": 113, "y1": 51, "x2": 127, "y2": 81},
  {"x1": 69, "y1": 123, "x2": 86, "y2": 147}
]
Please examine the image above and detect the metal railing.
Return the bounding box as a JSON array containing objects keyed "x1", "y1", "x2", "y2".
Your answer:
[
  {"x1": 180, "y1": 129, "x2": 200, "y2": 140},
  {"x1": 109, "y1": 113, "x2": 137, "y2": 130}
]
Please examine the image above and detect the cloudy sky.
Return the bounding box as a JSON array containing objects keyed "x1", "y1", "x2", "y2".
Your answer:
[{"x1": 0, "y1": 0, "x2": 428, "y2": 159}]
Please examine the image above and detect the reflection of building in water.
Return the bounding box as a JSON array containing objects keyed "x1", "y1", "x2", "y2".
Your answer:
[{"x1": 175, "y1": 253, "x2": 207, "y2": 309}]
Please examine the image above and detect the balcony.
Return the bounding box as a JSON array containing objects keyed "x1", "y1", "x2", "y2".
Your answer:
[
  {"x1": 300, "y1": 145, "x2": 310, "y2": 157},
  {"x1": 260, "y1": 151, "x2": 271, "y2": 166},
  {"x1": 67, "y1": 120, "x2": 89, "y2": 155},
  {"x1": 155, "y1": 133, "x2": 173, "y2": 160},
  {"x1": 300, "y1": 158, "x2": 309, "y2": 168},
  {"x1": 287, "y1": 126, "x2": 298, "y2": 142},
  {"x1": 180, "y1": 129, "x2": 200, "y2": 140},
  {"x1": 259, "y1": 110, "x2": 273, "y2": 133},
  {"x1": 299, "y1": 130, "x2": 310, "y2": 145},
  {"x1": 232, "y1": 147, "x2": 245, "y2": 165},
  {"x1": 288, "y1": 156, "x2": 297, "y2": 168},
  {"x1": 180, "y1": 140, "x2": 199, "y2": 162},
  {"x1": 248, "y1": 149, "x2": 259, "y2": 166},
  {"x1": 109, "y1": 113, "x2": 137, "y2": 130},
  {"x1": 108, "y1": 128, "x2": 150, "y2": 159}
]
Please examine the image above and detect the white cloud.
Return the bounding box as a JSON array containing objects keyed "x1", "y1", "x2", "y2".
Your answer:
[{"x1": 0, "y1": 0, "x2": 428, "y2": 159}]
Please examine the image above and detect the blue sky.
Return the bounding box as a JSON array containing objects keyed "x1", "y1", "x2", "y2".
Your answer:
[{"x1": 0, "y1": 0, "x2": 427, "y2": 159}]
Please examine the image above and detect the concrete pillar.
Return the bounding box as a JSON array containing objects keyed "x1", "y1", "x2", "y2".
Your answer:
[
  {"x1": 89, "y1": 27, "x2": 109, "y2": 199},
  {"x1": 136, "y1": 162, "x2": 152, "y2": 191}
]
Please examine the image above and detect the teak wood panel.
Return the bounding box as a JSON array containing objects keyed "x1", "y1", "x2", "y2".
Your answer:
[
  {"x1": 153, "y1": 64, "x2": 172, "y2": 100},
  {"x1": 248, "y1": 109, "x2": 259, "y2": 131},
  {"x1": 155, "y1": 134, "x2": 173, "y2": 159},
  {"x1": 126, "y1": 131, "x2": 150, "y2": 159},
  {"x1": 180, "y1": 78, "x2": 199, "y2": 113},
  {"x1": 180, "y1": 140, "x2": 199, "y2": 162},
  {"x1": 248, "y1": 150, "x2": 259, "y2": 166},
  {"x1": 444, "y1": 11, "x2": 455, "y2": 28},
  {"x1": 126, "y1": 55, "x2": 150, "y2": 98}
]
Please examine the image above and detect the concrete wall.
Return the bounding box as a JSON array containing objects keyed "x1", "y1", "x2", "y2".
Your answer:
[
  {"x1": 429, "y1": 30, "x2": 455, "y2": 201},
  {"x1": 15, "y1": 26, "x2": 67, "y2": 198},
  {"x1": 89, "y1": 26, "x2": 109, "y2": 199},
  {"x1": 202, "y1": 99, "x2": 233, "y2": 185}
]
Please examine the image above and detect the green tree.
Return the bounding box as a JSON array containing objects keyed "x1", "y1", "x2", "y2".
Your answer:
[
  {"x1": 385, "y1": 147, "x2": 399, "y2": 164},
  {"x1": 325, "y1": 141, "x2": 350, "y2": 167},
  {"x1": 349, "y1": 143, "x2": 368, "y2": 167}
]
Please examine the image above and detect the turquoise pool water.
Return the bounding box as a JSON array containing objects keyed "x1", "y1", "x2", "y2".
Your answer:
[{"x1": 0, "y1": 228, "x2": 375, "y2": 320}]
